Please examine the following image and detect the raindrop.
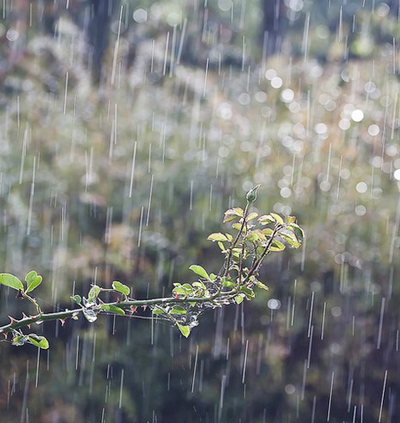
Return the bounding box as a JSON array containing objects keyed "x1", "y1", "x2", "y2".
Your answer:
[
  {"x1": 351, "y1": 109, "x2": 364, "y2": 122},
  {"x1": 267, "y1": 299, "x2": 281, "y2": 310},
  {"x1": 133, "y1": 8, "x2": 148, "y2": 23},
  {"x1": 356, "y1": 182, "x2": 368, "y2": 193}
]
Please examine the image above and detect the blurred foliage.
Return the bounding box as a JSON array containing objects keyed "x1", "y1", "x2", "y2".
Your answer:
[{"x1": 0, "y1": 0, "x2": 400, "y2": 422}]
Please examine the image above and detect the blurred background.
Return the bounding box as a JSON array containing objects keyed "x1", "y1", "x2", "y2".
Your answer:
[{"x1": 0, "y1": 0, "x2": 400, "y2": 422}]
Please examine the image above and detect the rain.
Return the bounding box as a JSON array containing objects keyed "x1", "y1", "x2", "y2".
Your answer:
[{"x1": 0, "y1": 0, "x2": 400, "y2": 422}]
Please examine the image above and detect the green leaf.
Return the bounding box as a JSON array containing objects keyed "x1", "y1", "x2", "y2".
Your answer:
[
  {"x1": 235, "y1": 295, "x2": 244, "y2": 304},
  {"x1": 246, "y1": 229, "x2": 266, "y2": 243},
  {"x1": 170, "y1": 306, "x2": 187, "y2": 314},
  {"x1": 222, "y1": 277, "x2": 235, "y2": 288},
  {"x1": 88, "y1": 285, "x2": 101, "y2": 302},
  {"x1": 70, "y1": 295, "x2": 82, "y2": 304},
  {"x1": 192, "y1": 281, "x2": 206, "y2": 289},
  {"x1": 172, "y1": 286, "x2": 186, "y2": 296},
  {"x1": 0, "y1": 273, "x2": 24, "y2": 291},
  {"x1": 262, "y1": 228, "x2": 274, "y2": 236},
  {"x1": 25, "y1": 271, "x2": 37, "y2": 284},
  {"x1": 26, "y1": 275, "x2": 42, "y2": 293},
  {"x1": 286, "y1": 216, "x2": 297, "y2": 224},
  {"x1": 100, "y1": 304, "x2": 125, "y2": 315},
  {"x1": 270, "y1": 240, "x2": 286, "y2": 252},
  {"x1": 217, "y1": 241, "x2": 226, "y2": 252},
  {"x1": 27, "y1": 335, "x2": 49, "y2": 350},
  {"x1": 177, "y1": 324, "x2": 191, "y2": 338},
  {"x1": 189, "y1": 265, "x2": 209, "y2": 280},
  {"x1": 152, "y1": 308, "x2": 164, "y2": 315},
  {"x1": 232, "y1": 222, "x2": 242, "y2": 230},
  {"x1": 255, "y1": 280, "x2": 269, "y2": 291},
  {"x1": 239, "y1": 286, "x2": 255, "y2": 298},
  {"x1": 112, "y1": 281, "x2": 130, "y2": 297},
  {"x1": 246, "y1": 212, "x2": 259, "y2": 222},
  {"x1": 258, "y1": 215, "x2": 275, "y2": 225},
  {"x1": 207, "y1": 233, "x2": 228, "y2": 242},
  {"x1": 12, "y1": 335, "x2": 27, "y2": 346},
  {"x1": 288, "y1": 224, "x2": 305, "y2": 244},
  {"x1": 223, "y1": 207, "x2": 244, "y2": 223},
  {"x1": 280, "y1": 232, "x2": 300, "y2": 248},
  {"x1": 270, "y1": 213, "x2": 284, "y2": 225}
]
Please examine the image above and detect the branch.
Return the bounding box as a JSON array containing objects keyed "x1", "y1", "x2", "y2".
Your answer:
[{"x1": 0, "y1": 186, "x2": 304, "y2": 348}]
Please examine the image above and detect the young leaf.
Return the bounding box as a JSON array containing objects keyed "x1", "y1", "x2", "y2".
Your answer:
[
  {"x1": 88, "y1": 285, "x2": 101, "y2": 302},
  {"x1": 235, "y1": 295, "x2": 244, "y2": 304},
  {"x1": 12, "y1": 335, "x2": 27, "y2": 346},
  {"x1": 217, "y1": 241, "x2": 226, "y2": 252},
  {"x1": 112, "y1": 281, "x2": 130, "y2": 297},
  {"x1": 26, "y1": 275, "x2": 42, "y2": 293},
  {"x1": 70, "y1": 294, "x2": 82, "y2": 304},
  {"x1": 280, "y1": 232, "x2": 300, "y2": 248},
  {"x1": 222, "y1": 277, "x2": 235, "y2": 288},
  {"x1": 207, "y1": 233, "x2": 228, "y2": 242},
  {"x1": 27, "y1": 335, "x2": 49, "y2": 350},
  {"x1": 270, "y1": 213, "x2": 284, "y2": 225},
  {"x1": 100, "y1": 304, "x2": 125, "y2": 315},
  {"x1": 254, "y1": 280, "x2": 269, "y2": 291},
  {"x1": 258, "y1": 215, "x2": 275, "y2": 225},
  {"x1": 270, "y1": 240, "x2": 286, "y2": 251},
  {"x1": 25, "y1": 271, "x2": 38, "y2": 284},
  {"x1": 223, "y1": 207, "x2": 244, "y2": 223},
  {"x1": 239, "y1": 286, "x2": 255, "y2": 298},
  {"x1": 0, "y1": 273, "x2": 24, "y2": 291},
  {"x1": 246, "y1": 212, "x2": 259, "y2": 222},
  {"x1": 262, "y1": 228, "x2": 274, "y2": 236},
  {"x1": 189, "y1": 265, "x2": 209, "y2": 280},
  {"x1": 288, "y1": 224, "x2": 305, "y2": 244},
  {"x1": 152, "y1": 308, "x2": 164, "y2": 315},
  {"x1": 177, "y1": 324, "x2": 191, "y2": 338},
  {"x1": 170, "y1": 306, "x2": 187, "y2": 314}
]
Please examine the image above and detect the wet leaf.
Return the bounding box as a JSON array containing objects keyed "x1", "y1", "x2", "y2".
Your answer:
[
  {"x1": 25, "y1": 271, "x2": 37, "y2": 284},
  {"x1": 235, "y1": 295, "x2": 244, "y2": 304},
  {"x1": 223, "y1": 207, "x2": 244, "y2": 223},
  {"x1": 254, "y1": 280, "x2": 269, "y2": 291},
  {"x1": 26, "y1": 275, "x2": 42, "y2": 293},
  {"x1": 100, "y1": 304, "x2": 125, "y2": 315},
  {"x1": 258, "y1": 215, "x2": 275, "y2": 225},
  {"x1": 170, "y1": 306, "x2": 187, "y2": 314},
  {"x1": 12, "y1": 335, "x2": 27, "y2": 346},
  {"x1": 189, "y1": 265, "x2": 209, "y2": 280},
  {"x1": 207, "y1": 233, "x2": 228, "y2": 242},
  {"x1": 270, "y1": 240, "x2": 286, "y2": 251},
  {"x1": 177, "y1": 324, "x2": 191, "y2": 338},
  {"x1": 70, "y1": 295, "x2": 82, "y2": 304},
  {"x1": 270, "y1": 213, "x2": 284, "y2": 225},
  {"x1": 246, "y1": 212, "x2": 259, "y2": 222},
  {"x1": 27, "y1": 335, "x2": 49, "y2": 349},
  {"x1": 88, "y1": 285, "x2": 101, "y2": 302},
  {"x1": 0, "y1": 273, "x2": 24, "y2": 291},
  {"x1": 112, "y1": 281, "x2": 130, "y2": 297}
]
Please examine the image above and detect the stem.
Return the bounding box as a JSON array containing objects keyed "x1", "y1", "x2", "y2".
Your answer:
[
  {"x1": 243, "y1": 225, "x2": 281, "y2": 283},
  {"x1": 0, "y1": 292, "x2": 235, "y2": 336},
  {"x1": 223, "y1": 202, "x2": 249, "y2": 277}
]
